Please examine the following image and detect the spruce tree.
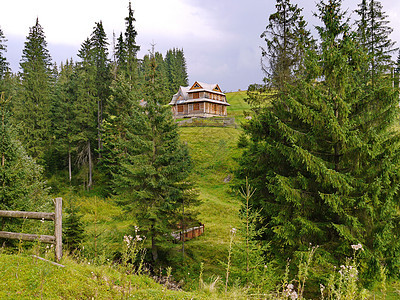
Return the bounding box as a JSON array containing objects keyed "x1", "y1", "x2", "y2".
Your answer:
[
  {"x1": 260, "y1": 0, "x2": 311, "y2": 90},
  {"x1": 114, "y1": 32, "x2": 127, "y2": 70},
  {"x1": 238, "y1": 0, "x2": 400, "y2": 279},
  {"x1": 51, "y1": 60, "x2": 78, "y2": 182},
  {"x1": 355, "y1": 0, "x2": 397, "y2": 83},
  {"x1": 16, "y1": 18, "x2": 54, "y2": 163},
  {"x1": 90, "y1": 21, "x2": 111, "y2": 158},
  {"x1": 165, "y1": 48, "x2": 189, "y2": 98},
  {"x1": 0, "y1": 26, "x2": 9, "y2": 81},
  {"x1": 113, "y1": 48, "x2": 197, "y2": 262},
  {"x1": 124, "y1": 1, "x2": 140, "y2": 73},
  {"x1": 74, "y1": 38, "x2": 98, "y2": 189},
  {"x1": 0, "y1": 93, "x2": 49, "y2": 214}
]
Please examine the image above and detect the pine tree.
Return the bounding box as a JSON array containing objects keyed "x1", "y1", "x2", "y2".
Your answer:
[
  {"x1": 113, "y1": 48, "x2": 197, "y2": 262},
  {"x1": 0, "y1": 93, "x2": 49, "y2": 214},
  {"x1": 0, "y1": 26, "x2": 9, "y2": 82},
  {"x1": 260, "y1": 0, "x2": 311, "y2": 90},
  {"x1": 74, "y1": 38, "x2": 98, "y2": 189},
  {"x1": 114, "y1": 32, "x2": 127, "y2": 70},
  {"x1": 90, "y1": 21, "x2": 111, "y2": 158},
  {"x1": 125, "y1": 1, "x2": 140, "y2": 74},
  {"x1": 51, "y1": 60, "x2": 78, "y2": 182},
  {"x1": 16, "y1": 18, "x2": 54, "y2": 163},
  {"x1": 238, "y1": 0, "x2": 400, "y2": 279},
  {"x1": 355, "y1": 0, "x2": 397, "y2": 83},
  {"x1": 63, "y1": 204, "x2": 85, "y2": 252},
  {"x1": 165, "y1": 48, "x2": 189, "y2": 98}
]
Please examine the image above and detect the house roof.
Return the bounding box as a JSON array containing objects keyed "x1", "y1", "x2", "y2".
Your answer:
[
  {"x1": 169, "y1": 82, "x2": 228, "y2": 106},
  {"x1": 189, "y1": 81, "x2": 224, "y2": 95}
]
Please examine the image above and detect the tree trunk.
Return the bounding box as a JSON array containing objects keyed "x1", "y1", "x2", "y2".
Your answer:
[
  {"x1": 151, "y1": 235, "x2": 158, "y2": 262},
  {"x1": 98, "y1": 100, "x2": 102, "y2": 159},
  {"x1": 88, "y1": 140, "x2": 93, "y2": 188},
  {"x1": 68, "y1": 144, "x2": 72, "y2": 183},
  {"x1": 182, "y1": 200, "x2": 185, "y2": 258}
]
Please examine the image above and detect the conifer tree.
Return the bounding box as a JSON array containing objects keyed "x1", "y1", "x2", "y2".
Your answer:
[
  {"x1": 238, "y1": 0, "x2": 400, "y2": 278},
  {"x1": 0, "y1": 93, "x2": 49, "y2": 214},
  {"x1": 355, "y1": 0, "x2": 397, "y2": 82},
  {"x1": 52, "y1": 60, "x2": 78, "y2": 182},
  {"x1": 16, "y1": 18, "x2": 53, "y2": 163},
  {"x1": 113, "y1": 48, "x2": 196, "y2": 262},
  {"x1": 90, "y1": 21, "x2": 111, "y2": 158},
  {"x1": 114, "y1": 32, "x2": 127, "y2": 69},
  {"x1": 125, "y1": 1, "x2": 140, "y2": 74},
  {"x1": 165, "y1": 48, "x2": 189, "y2": 98},
  {"x1": 74, "y1": 38, "x2": 98, "y2": 189},
  {"x1": 0, "y1": 26, "x2": 9, "y2": 82},
  {"x1": 63, "y1": 204, "x2": 85, "y2": 252},
  {"x1": 260, "y1": 0, "x2": 311, "y2": 91}
]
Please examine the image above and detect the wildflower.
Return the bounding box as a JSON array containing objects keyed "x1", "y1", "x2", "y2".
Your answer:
[
  {"x1": 136, "y1": 235, "x2": 142, "y2": 241},
  {"x1": 287, "y1": 283, "x2": 294, "y2": 291},
  {"x1": 230, "y1": 228, "x2": 237, "y2": 235},
  {"x1": 351, "y1": 243, "x2": 363, "y2": 251},
  {"x1": 41, "y1": 218, "x2": 45, "y2": 223},
  {"x1": 290, "y1": 290, "x2": 298, "y2": 300},
  {"x1": 320, "y1": 284, "x2": 325, "y2": 293}
]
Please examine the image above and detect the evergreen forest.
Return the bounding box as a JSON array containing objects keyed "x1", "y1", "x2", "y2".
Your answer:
[{"x1": 1, "y1": 0, "x2": 400, "y2": 298}]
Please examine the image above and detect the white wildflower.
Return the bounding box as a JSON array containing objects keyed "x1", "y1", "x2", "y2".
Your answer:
[
  {"x1": 351, "y1": 243, "x2": 363, "y2": 251},
  {"x1": 290, "y1": 290, "x2": 298, "y2": 300},
  {"x1": 230, "y1": 228, "x2": 237, "y2": 235}
]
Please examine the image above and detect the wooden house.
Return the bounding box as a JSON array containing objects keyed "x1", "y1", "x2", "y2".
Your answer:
[{"x1": 169, "y1": 81, "x2": 230, "y2": 118}]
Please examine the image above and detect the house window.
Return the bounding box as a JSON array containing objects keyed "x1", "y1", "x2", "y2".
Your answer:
[
  {"x1": 194, "y1": 103, "x2": 200, "y2": 110},
  {"x1": 178, "y1": 105, "x2": 184, "y2": 113},
  {"x1": 193, "y1": 92, "x2": 199, "y2": 99}
]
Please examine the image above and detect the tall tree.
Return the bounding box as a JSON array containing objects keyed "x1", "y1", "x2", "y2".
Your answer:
[
  {"x1": 124, "y1": 1, "x2": 140, "y2": 76},
  {"x1": 113, "y1": 48, "x2": 197, "y2": 262},
  {"x1": 90, "y1": 21, "x2": 111, "y2": 158},
  {"x1": 238, "y1": 0, "x2": 400, "y2": 279},
  {"x1": 260, "y1": 0, "x2": 311, "y2": 91},
  {"x1": 0, "y1": 26, "x2": 9, "y2": 82},
  {"x1": 51, "y1": 60, "x2": 78, "y2": 182},
  {"x1": 16, "y1": 18, "x2": 53, "y2": 164},
  {"x1": 165, "y1": 48, "x2": 189, "y2": 98},
  {"x1": 74, "y1": 38, "x2": 98, "y2": 189},
  {"x1": 0, "y1": 93, "x2": 49, "y2": 214},
  {"x1": 355, "y1": 0, "x2": 397, "y2": 83}
]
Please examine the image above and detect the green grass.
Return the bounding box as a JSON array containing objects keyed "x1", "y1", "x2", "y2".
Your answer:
[
  {"x1": 226, "y1": 91, "x2": 250, "y2": 125},
  {"x1": 0, "y1": 253, "x2": 198, "y2": 299},
  {"x1": 178, "y1": 126, "x2": 243, "y2": 281}
]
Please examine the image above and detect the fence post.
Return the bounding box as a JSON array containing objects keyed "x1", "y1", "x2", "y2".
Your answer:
[{"x1": 54, "y1": 198, "x2": 62, "y2": 261}]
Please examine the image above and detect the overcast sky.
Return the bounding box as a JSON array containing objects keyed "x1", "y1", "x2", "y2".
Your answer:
[{"x1": 1, "y1": 0, "x2": 400, "y2": 92}]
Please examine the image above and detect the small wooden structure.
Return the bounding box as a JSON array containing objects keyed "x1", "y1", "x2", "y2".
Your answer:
[
  {"x1": 0, "y1": 198, "x2": 62, "y2": 261},
  {"x1": 172, "y1": 223, "x2": 205, "y2": 242},
  {"x1": 169, "y1": 82, "x2": 230, "y2": 118}
]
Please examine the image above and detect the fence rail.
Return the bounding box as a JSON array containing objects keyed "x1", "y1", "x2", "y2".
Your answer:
[{"x1": 0, "y1": 198, "x2": 62, "y2": 261}]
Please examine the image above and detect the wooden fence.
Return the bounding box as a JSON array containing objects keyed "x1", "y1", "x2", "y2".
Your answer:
[
  {"x1": 177, "y1": 117, "x2": 236, "y2": 128},
  {"x1": 0, "y1": 198, "x2": 62, "y2": 261},
  {"x1": 172, "y1": 224, "x2": 205, "y2": 242}
]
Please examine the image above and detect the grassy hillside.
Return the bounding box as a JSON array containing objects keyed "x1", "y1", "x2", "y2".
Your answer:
[{"x1": 0, "y1": 253, "x2": 197, "y2": 299}]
